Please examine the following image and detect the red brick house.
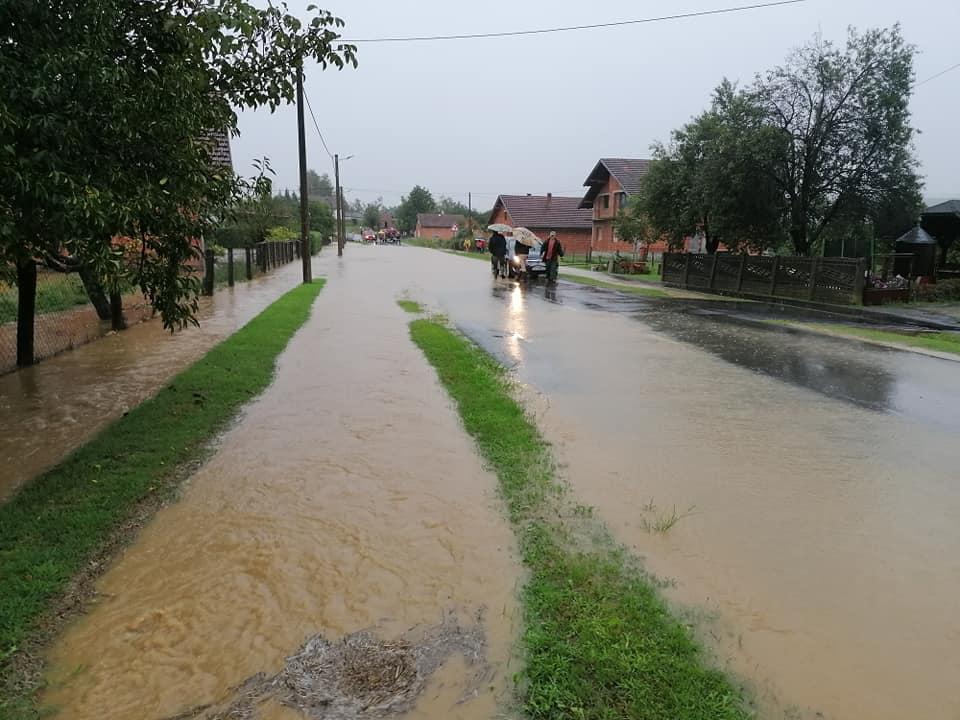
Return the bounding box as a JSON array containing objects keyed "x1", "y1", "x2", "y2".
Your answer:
[
  {"x1": 579, "y1": 158, "x2": 652, "y2": 254},
  {"x1": 488, "y1": 194, "x2": 592, "y2": 255},
  {"x1": 415, "y1": 213, "x2": 466, "y2": 240}
]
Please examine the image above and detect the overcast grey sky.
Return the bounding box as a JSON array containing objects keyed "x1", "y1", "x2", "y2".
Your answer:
[{"x1": 233, "y1": 0, "x2": 959, "y2": 211}]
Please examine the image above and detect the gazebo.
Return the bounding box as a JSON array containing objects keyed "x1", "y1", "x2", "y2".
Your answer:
[
  {"x1": 893, "y1": 224, "x2": 938, "y2": 279},
  {"x1": 921, "y1": 199, "x2": 960, "y2": 271}
]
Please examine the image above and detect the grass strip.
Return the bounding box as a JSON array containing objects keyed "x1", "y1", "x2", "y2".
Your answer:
[
  {"x1": 408, "y1": 318, "x2": 749, "y2": 720},
  {"x1": 766, "y1": 320, "x2": 960, "y2": 358},
  {"x1": 0, "y1": 280, "x2": 324, "y2": 715},
  {"x1": 560, "y1": 273, "x2": 670, "y2": 298},
  {"x1": 397, "y1": 299, "x2": 424, "y2": 313},
  {"x1": 820, "y1": 324, "x2": 960, "y2": 356}
]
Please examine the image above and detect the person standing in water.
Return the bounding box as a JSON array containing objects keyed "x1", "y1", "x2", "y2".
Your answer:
[{"x1": 488, "y1": 231, "x2": 507, "y2": 278}]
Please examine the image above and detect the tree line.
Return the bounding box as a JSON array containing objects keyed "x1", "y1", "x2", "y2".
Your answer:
[{"x1": 616, "y1": 26, "x2": 924, "y2": 258}]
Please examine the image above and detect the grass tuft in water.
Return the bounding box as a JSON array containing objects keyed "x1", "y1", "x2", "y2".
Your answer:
[
  {"x1": 0, "y1": 281, "x2": 325, "y2": 719},
  {"x1": 396, "y1": 299, "x2": 424, "y2": 314},
  {"x1": 408, "y1": 317, "x2": 749, "y2": 720}
]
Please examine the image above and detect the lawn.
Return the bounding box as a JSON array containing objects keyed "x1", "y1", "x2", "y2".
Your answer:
[
  {"x1": 409, "y1": 318, "x2": 750, "y2": 720},
  {"x1": 0, "y1": 281, "x2": 324, "y2": 719},
  {"x1": 0, "y1": 275, "x2": 90, "y2": 324}
]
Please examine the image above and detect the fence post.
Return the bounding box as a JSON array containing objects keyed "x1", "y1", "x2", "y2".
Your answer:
[
  {"x1": 682, "y1": 253, "x2": 691, "y2": 287},
  {"x1": 737, "y1": 254, "x2": 747, "y2": 291},
  {"x1": 708, "y1": 254, "x2": 719, "y2": 290},
  {"x1": 227, "y1": 247, "x2": 235, "y2": 287},
  {"x1": 768, "y1": 256, "x2": 780, "y2": 297},
  {"x1": 854, "y1": 258, "x2": 867, "y2": 304},
  {"x1": 808, "y1": 257, "x2": 819, "y2": 301},
  {"x1": 202, "y1": 249, "x2": 215, "y2": 296},
  {"x1": 245, "y1": 247, "x2": 253, "y2": 280}
]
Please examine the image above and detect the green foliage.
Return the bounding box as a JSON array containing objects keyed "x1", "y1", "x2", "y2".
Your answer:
[
  {"x1": 0, "y1": 0, "x2": 355, "y2": 332},
  {"x1": 362, "y1": 202, "x2": 383, "y2": 230},
  {"x1": 644, "y1": 25, "x2": 921, "y2": 257},
  {"x1": 0, "y1": 274, "x2": 90, "y2": 324},
  {"x1": 396, "y1": 299, "x2": 423, "y2": 313},
  {"x1": 306, "y1": 169, "x2": 334, "y2": 199},
  {"x1": 0, "y1": 282, "x2": 324, "y2": 717},
  {"x1": 266, "y1": 226, "x2": 297, "y2": 242},
  {"x1": 408, "y1": 319, "x2": 749, "y2": 720},
  {"x1": 917, "y1": 279, "x2": 960, "y2": 303},
  {"x1": 395, "y1": 185, "x2": 436, "y2": 233}
]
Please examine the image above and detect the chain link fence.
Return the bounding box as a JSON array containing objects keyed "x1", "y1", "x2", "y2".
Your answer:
[{"x1": 0, "y1": 270, "x2": 154, "y2": 374}]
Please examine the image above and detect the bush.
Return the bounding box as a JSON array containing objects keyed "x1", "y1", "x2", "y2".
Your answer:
[{"x1": 917, "y1": 279, "x2": 960, "y2": 302}]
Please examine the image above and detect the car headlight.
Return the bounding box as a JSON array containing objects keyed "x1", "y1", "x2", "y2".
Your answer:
[{"x1": 512, "y1": 257, "x2": 520, "y2": 265}]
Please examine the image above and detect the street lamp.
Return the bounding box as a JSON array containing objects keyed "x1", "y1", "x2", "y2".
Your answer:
[{"x1": 334, "y1": 154, "x2": 354, "y2": 256}]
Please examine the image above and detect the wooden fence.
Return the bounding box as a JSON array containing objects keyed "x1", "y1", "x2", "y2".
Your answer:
[{"x1": 662, "y1": 253, "x2": 866, "y2": 305}]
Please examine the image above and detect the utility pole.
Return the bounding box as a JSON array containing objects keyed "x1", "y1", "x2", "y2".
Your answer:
[
  {"x1": 334, "y1": 153, "x2": 343, "y2": 257},
  {"x1": 468, "y1": 192, "x2": 473, "y2": 235},
  {"x1": 296, "y1": 67, "x2": 312, "y2": 283}
]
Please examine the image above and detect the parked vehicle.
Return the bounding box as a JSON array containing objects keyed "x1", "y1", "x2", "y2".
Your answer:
[{"x1": 507, "y1": 239, "x2": 546, "y2": 280}]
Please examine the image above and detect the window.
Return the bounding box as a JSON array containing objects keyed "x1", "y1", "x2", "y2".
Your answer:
[
  {"x1": 617, "y1": 192, "x2": 628, "y2": 210},
  {"x1": 601, "y1": 194, "x2": 610, "y2": 210}
]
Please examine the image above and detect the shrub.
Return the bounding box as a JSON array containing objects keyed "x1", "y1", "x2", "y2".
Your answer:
[{"x1": 917, "y1": 279, "x2": 960, "y2": 302}]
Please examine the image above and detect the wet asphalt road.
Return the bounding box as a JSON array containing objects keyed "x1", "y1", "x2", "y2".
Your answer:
[{"x1": 429, "y1": 257, "x2": 960, "y2": 432}]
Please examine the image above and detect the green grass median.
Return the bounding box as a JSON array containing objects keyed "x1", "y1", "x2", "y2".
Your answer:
[
  {"x1": 0, "y1": 280, "x2": 324, "y2": 718},
  {"x1": 408, "y1": 317, "x2": 749, "y2": 720}
]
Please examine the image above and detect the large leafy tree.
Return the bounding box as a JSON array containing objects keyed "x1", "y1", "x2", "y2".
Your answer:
[
  {"x1": 306, "y1": 169, "x2": 334, "y2": 199},
  {"x1": 0, "y1": 0, "x2": 356, "y2": 364},
  {"x1": 395, "y1": 185, "x2": 436, "y2": 233},
  {"x1": 640, "y1": 82, "x2": 783, "y2": 254},
  {"x1": 750, "y1": 25, "x2": 920, "y2": 255}
]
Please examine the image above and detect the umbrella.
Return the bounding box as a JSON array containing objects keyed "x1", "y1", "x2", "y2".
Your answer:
[
  {"x1": 487, "y1": 223, "x2": 512, "y2": 233},
  {"x1": 512, "y1": 227, "x2": 542, "y2": 248}
]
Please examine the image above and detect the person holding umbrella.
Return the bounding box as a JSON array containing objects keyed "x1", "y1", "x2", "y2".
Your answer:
[
  {"x1": 542, "y1": 230, "x2": 564, "y2": 284},
  {"x1": 488, "y1": 229, "x2": 508, "y2": 277}
]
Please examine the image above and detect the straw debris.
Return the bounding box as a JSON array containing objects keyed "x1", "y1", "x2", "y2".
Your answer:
[{"x1": 164, "y1": 614, "x2": 488, "y2": 720}]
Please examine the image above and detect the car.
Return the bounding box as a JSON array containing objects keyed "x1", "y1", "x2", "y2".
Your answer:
[{"x1": 507, "y1": 239, "x2": 546, "y2": 280}]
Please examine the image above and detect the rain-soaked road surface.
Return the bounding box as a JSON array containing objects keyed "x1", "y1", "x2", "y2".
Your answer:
[
  {"x1": 43, "y1": 251, "x2": 520, "y2": 719},
  {"x1": 397, "y1": 247, "x2": 959, "y2": 720},
  {"x1": 0, "y1": 262, "x2": 307, "y2": 500}
]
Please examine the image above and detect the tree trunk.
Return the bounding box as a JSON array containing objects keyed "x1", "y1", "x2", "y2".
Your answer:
[
  {"x1": 77, "y1": 263, "x2": 111, "y2": 320},
  {"x1": 705, "y1": 235, "x2": 721, "y2": 254},
  {"x1": 16, "y1": 259, "x2": 37, "y2": 368},
  {"x1": 110, "y1": 291, "x2": 125, "y2": 331}
]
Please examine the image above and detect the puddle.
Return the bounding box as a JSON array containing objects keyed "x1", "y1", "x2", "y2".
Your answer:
[{"x1": 42, "y1": 250, "x2": 520, "y2": 720}]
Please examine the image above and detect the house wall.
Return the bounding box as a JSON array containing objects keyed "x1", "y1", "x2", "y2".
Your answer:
[
  {"x1": 415, "y1": 223, "x2": 457, "y2": 241},
  {"x1": 590, "y1": 176, "x2": 634, "y2": 254},
  {"x1": 490, "y1": 205, "x2": 591, "y2": 256}
]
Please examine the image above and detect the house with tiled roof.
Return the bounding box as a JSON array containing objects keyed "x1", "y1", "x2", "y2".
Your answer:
[
  {"x1": 579, "y1": 158, "x2": 651, "y2": 253},
  {"x1": 488, "y1": 194, "x2": 593, "y2": 255},
  {"x1": 415, "y1": 213, "x2": 466, "y2": 240}
]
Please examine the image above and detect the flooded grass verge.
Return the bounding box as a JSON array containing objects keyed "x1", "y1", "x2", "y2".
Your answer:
[
  {"x1": 559, "y1": 274, "x2": 670, "y2": 298},
  {"x1": 408, "y1": 318, "x2": 749, "y2": 720},
  {"x1": 767, "y1": 319, "x2": 960, "y2": 358},
  {"x1": 396, "y1": 299, "x2": 424, "y2": 314},
  {"x1": 0, "y1": 281, "x2": 325, "y2": 719}
]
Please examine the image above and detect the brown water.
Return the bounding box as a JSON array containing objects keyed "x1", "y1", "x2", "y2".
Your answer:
[
  {"x1": 0, "y1": 264, "x2": 305, "y2": 500},
  {"x1": 400, "y1": 247, "x2": 960, "y2": 720},
  {"x1": 43, "y1": 251, "x2": 520, "y2": 720}
]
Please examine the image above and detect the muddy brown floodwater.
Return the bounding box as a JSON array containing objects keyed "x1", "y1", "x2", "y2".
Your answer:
[
  {"x1": 43, "y1": 251, "x2": 520, "y2": 720},
  {"x1": 0, "y1": 263, "x2": 305, "y2": 500},
  {"x1": 395, "y1": 247, "x2": 960, "y2": 720}
]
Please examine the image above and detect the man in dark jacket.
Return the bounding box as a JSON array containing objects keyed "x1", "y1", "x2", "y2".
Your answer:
[
  {"x1": 488, "y1": 231, "x2": 507, "y2": 277},
  {"x1": 542, "y1": 231, "x2": 564, "y2": 283}
]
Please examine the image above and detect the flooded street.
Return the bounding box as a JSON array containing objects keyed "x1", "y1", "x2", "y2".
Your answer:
[
  {"x1": 0, "y1": 263, "x2": 307, "y2": 500},
  {"x1": 23, "y1": 245, "x2": 960, "y2": 719},
  {"x1": 43, "y1": 250, "x2": 520, "y2": 719},
  {"x1": 400, "y1": 248, "x2": 959, "y2": 719}
]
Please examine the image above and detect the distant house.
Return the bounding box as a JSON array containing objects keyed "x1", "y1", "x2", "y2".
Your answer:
[
  {"x1": 415, "y1": 213, "x2": 467, "y2": 240},
  {"x1": 488, "y1": 194, "x2": 592, "y2": 255},
  {"x1": 579, "y1": 158, "x2": 651, "y2": 254}
]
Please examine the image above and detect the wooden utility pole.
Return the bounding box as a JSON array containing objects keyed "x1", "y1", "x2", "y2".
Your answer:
[
  {"x1": 296, "y1": 67, "x2": 312, "y2": 283},
  {"x1": 334, "y1": 153, "x2": 343, "y2": 257},
  {"x1": 468, "y1": 192, "x2": 472, "y2": 235}
]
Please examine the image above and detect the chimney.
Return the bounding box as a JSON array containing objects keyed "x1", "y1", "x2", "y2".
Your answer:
[{"x1": 546, "y1": 192, "x2": 552, "y2": 204}]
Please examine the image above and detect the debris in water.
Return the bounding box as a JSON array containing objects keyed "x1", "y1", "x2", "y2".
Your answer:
[{"x1": 163, "y1": 614, "x2": 489, "y2": 720}]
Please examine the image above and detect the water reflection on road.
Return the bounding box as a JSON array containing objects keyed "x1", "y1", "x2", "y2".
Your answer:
[{"x1": 407, "y1": 248, "x2": 960, "y2": 720}]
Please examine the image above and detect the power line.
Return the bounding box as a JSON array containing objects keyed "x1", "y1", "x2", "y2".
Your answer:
[
  {"x1": 303, "y1": 92, "x2": 334, "y2": 160},
  {"x1": 342, "y1": 0, "x2": 806, "y2": 43},
  {"x1": 917, "y1": 61, "x2": 960, "y2": 86}
]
